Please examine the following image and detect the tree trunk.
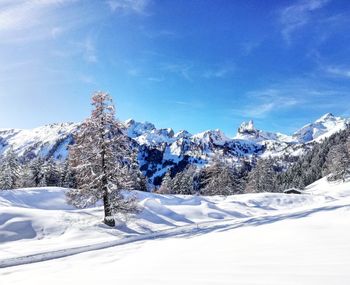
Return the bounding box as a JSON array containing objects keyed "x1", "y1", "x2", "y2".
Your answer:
[
  {"x1": 103, "y1": 191, "x2": 115, "y2": 227},
  {"x1": 100, "y1": 111, "x2": 115, "y2": 227}
]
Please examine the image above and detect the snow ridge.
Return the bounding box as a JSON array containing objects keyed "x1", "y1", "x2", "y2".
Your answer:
[{"x1": 0, "y1": 113, "x2": 348, "y2": 185}]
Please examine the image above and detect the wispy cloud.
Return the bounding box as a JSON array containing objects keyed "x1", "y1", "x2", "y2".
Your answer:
[
  {"x1": 159, "y1": 62, "x2": 234, "y2": 81},
  {"x1": 77, "y1": 37, "x2": 98, "y2": 63},
  {"x1": 167, "y1": 100, "x2": 204, "y2": 109},
  {"x1": 202, "y1": 66, "x2": 234, "y2": 79},
  {"x1": 50, "y1": 26, "x2": 64, "y2": 39},
  {"x1": 106, "y1": 0, "x2": 151, "y2": 14},
  {"x1": 79, "y1": 74, "x2": 96, "y2": 85},
  {"x1": 234, "y1": 78, "x2": 350, "y2": 119},
  {"x1": 279, "y1": 0, "x2": 330, "y2": 44},
  {"x1": 240, "y1": 88, "x2": 300, "y2": 118},
  {"x1": 147, "y1": 76, "x2": 164, "y2": 82},
  {"x1": 240, "y1": 40, "x2": 262, "y2": 56},
  {"x1": 138, "y1": 26, "x2": 178, "y2": 39},
  {"x1": 161, "y1": 63, "x2": 193, "y2": 81},
  {"x1": 325, "y1": 66, "x2": 350, "y2": 78},
  {"x1": 52, "y1": 37, "x2": 98, "y2": 63},
  {"x1": 0, "y1": 0, "x2": 79, "y2": 43}
]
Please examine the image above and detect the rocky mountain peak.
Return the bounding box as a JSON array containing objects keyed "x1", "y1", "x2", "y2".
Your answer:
[
  {"x1": 315, "y1": 113, "x2": 336, "y2": 123},
  {"x1": 238, "y1": 120, "x2": 256, "y2": 134}
]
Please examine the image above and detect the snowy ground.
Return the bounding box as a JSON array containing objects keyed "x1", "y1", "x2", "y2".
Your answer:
[{"x1": 1, "y1": 178, "x2": 350, "y2": 284}]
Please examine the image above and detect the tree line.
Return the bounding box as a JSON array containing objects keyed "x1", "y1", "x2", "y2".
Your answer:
[{"x1": 0, "y1": 150, "x2": 76, "y2": 190}]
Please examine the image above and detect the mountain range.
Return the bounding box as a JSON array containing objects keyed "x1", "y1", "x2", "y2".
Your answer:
[{"x1": 0, "y1": 113, "x2": 348, "y2": 186}]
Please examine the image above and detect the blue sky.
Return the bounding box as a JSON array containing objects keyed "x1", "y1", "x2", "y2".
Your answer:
[{"x1": 1, "y1": 0, "x2": 350, "y2": 136}]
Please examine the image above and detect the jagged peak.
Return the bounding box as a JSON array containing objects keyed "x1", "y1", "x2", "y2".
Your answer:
[
  {"x1": 192, "y1": 129, "x2": 230, "y2": 146},
  {"x1": 124, "y1": 118, "x2": 135, "y2": 126},
  {"x1": 238, "y1": 120, "x2": 256, "y2": 134},
  {"x1": 293, "y1": 113, "x2": 348, "y2": 143},
  {"x1": 174, "y1": 130, "x2": 192, "y2": 139},
  {"x1": 315, "y1": 113, "x2": 336, "y2": 123}
]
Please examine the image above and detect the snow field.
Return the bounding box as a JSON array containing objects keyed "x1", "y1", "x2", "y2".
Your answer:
[{"x1": 1, "y1": 177, "x2": 350, "y2": 284}]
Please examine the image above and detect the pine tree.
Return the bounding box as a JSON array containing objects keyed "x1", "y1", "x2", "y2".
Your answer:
[
  {"x1": 128, "y1": 163, "x2": 148, "y2": 191},
  {"x1": 200, "y1": 156, "x2": 242, "y2": 196},
  {"x1": 325, "y1": 141, "x2": 350, "y2": 181},
  {"x1": 66, "y1": 91, "x2": 138, "y2": 227},
  {"x1": 28, "y1": 157, "x2": 45, "y2": 187},
  {"x1": 170, "y1": 165, "x2": 197, "y2": 195},
  {"x1": 59, "y1": 160, "x2": 77, "y2": 188},
  {"x1": 159, "y1": 170, "x2": 172, "y2": 194},
  {"x1": 41, "y1": 158, "x2": 60, "y2": 186},
  {"x1": 245, "y1": 158, "x2": 277, "y2": 193},
  {"x1": 0, "y1": 147, "x2": 21, "y2": 190},
  {"x1": 17, "y1": 163, "x2": 35, "y2": 188}
]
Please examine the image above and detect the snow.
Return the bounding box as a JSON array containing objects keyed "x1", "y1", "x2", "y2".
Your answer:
[
  {"x1": 292, "y1": 113, "x2": 349, "y2": 143},
  {"x1": 1, "y1": 177, "x2": 350, "y2": 284},
  {"x1": 0, "y1": 123, "x2": 78, "y2": 159},
  {"x1": 1, "y1": 113, "x2": 349, "y2": 188},
  {"x1": 192, "y1": 129, "x2": 230, "y2": 146}
]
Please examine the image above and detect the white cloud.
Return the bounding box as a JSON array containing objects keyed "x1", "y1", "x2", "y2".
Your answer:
[
  {"x1": 240, "y1": 40, "x2": 262, "y2": 56},
  {"x1": 241, "y1": 89, "x2": 299, "y2": 118},
  {"x1": 325, "y1": 66, "x2": 350, "y2": 78},
  {"x1": 51, "y1": 37, "x2": 98, "y2": 63},
  {"x1": 0, "y1": 0, "x2": 76, "y2": 32},
  {"x1": 127, "y1": 68, "x2": 141, "y2": 76},
  {"x1": 79, "y1": 74, "x2": 96, "y2": 84},
  {"x1": 202, "y1": 66, "x2": 234, "y2": 79},
  {"x1": 79, "y1": 37, "x2": 98, "y2": 63},
  {"x1": 0, "y1": 0, "x2": 83, "y2": 43},
  {"x1": 50, "y1": 26, "x2": 64, "y2": 39},
  {"x1": 162, "y1": 63, "x2": 193, "y2": 81},
  {"x1": 279, "y1": 0, "x2": 330, "y2": 44},
  {"x1": 106, "y1": 0, "x2": 150, "y2": 14},
  {"x1": 235, "y1": 77, "x2": 350, "y2": 120},
  {"x1": 147, "y1": 77, "x2": 164, "y2": 82}
]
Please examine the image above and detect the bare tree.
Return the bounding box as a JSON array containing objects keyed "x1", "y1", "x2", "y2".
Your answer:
[{"x1": 66, "y1": 91, "x2": 138, "y2": 227}]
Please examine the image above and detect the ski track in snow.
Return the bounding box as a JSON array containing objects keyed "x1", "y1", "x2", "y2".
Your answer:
[
  {"x1": 1, "y1": 177, "x2": 350, "y2": 285},
  {"x1": 1, "y1": 200, "x2": 349, "y2": 269}
]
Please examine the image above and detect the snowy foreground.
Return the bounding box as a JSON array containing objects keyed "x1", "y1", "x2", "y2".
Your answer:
[{"x1": 1, "y1": 179, "x2": 350, "y2": 284}]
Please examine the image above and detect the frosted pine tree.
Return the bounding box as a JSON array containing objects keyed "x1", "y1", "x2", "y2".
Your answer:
[
  {"x1": 59, "y1": 160, "x2": 77, "y2": 188},
  {"x1": 201, "y1": 157, "x2": 240, "y2": 196},
  {"x1": 41, "y1": 158, "x2": 60, "y2": 186},
  {"x1": 66, "y1": 91, "x2": 138, "y2": 226},
  {"x1": 159, "y1": 170, "x2": 172, "y2": 193},
  {"x1": 18, "y1": 163, "x2": 35, "y2": 188},
  {"x1": 0, "y1": 147, "x2": 21, "y2": 190},
  {"x1": 325, "y1": 141, "x2": 350, "y2": 181},
  {"x1": 28, "y1": 157, "x2": 45, "y2": 187},
  {"x1": 245, "y1": 158, "x2": 277, "y2": 193},
  {"x1": 170, "y1": 165, "x2": 196, "y2": 195},
  {"x1": 128, "y1": 163, "x2": 148, "y2": 191}
]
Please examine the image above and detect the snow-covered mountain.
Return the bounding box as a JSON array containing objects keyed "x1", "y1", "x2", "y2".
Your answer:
[
  {"x1": 292, "y1": 113, "x2": 349, "y2": 143},
  {"x1": 0, "y1": 113, "x2": 348, "y2": 185},
  {"x1": 0, "y1": 123, "x2": 78, "y2": 160}
]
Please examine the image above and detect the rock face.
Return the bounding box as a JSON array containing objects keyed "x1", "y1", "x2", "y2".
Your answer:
[
  {"x1": 238, "y1": 120, "x2": 256, "y2": 135},
  {"x1": 0, "y1": 114, "x2": 349, "y2": 186}
]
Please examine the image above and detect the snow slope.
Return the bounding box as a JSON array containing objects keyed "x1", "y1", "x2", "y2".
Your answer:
[
  {"x1": 1, "y1": 178, "x2": 350, "y2": 284},
  {"x1": 0, "y1": 123, "x2": 78, "y2": 160},
  {"x1": 292, "y1": 113, "x2": 349, "y2": 143},
  {"x1": 0, "y1": 187, "x2": 327, "y2": 260}
]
